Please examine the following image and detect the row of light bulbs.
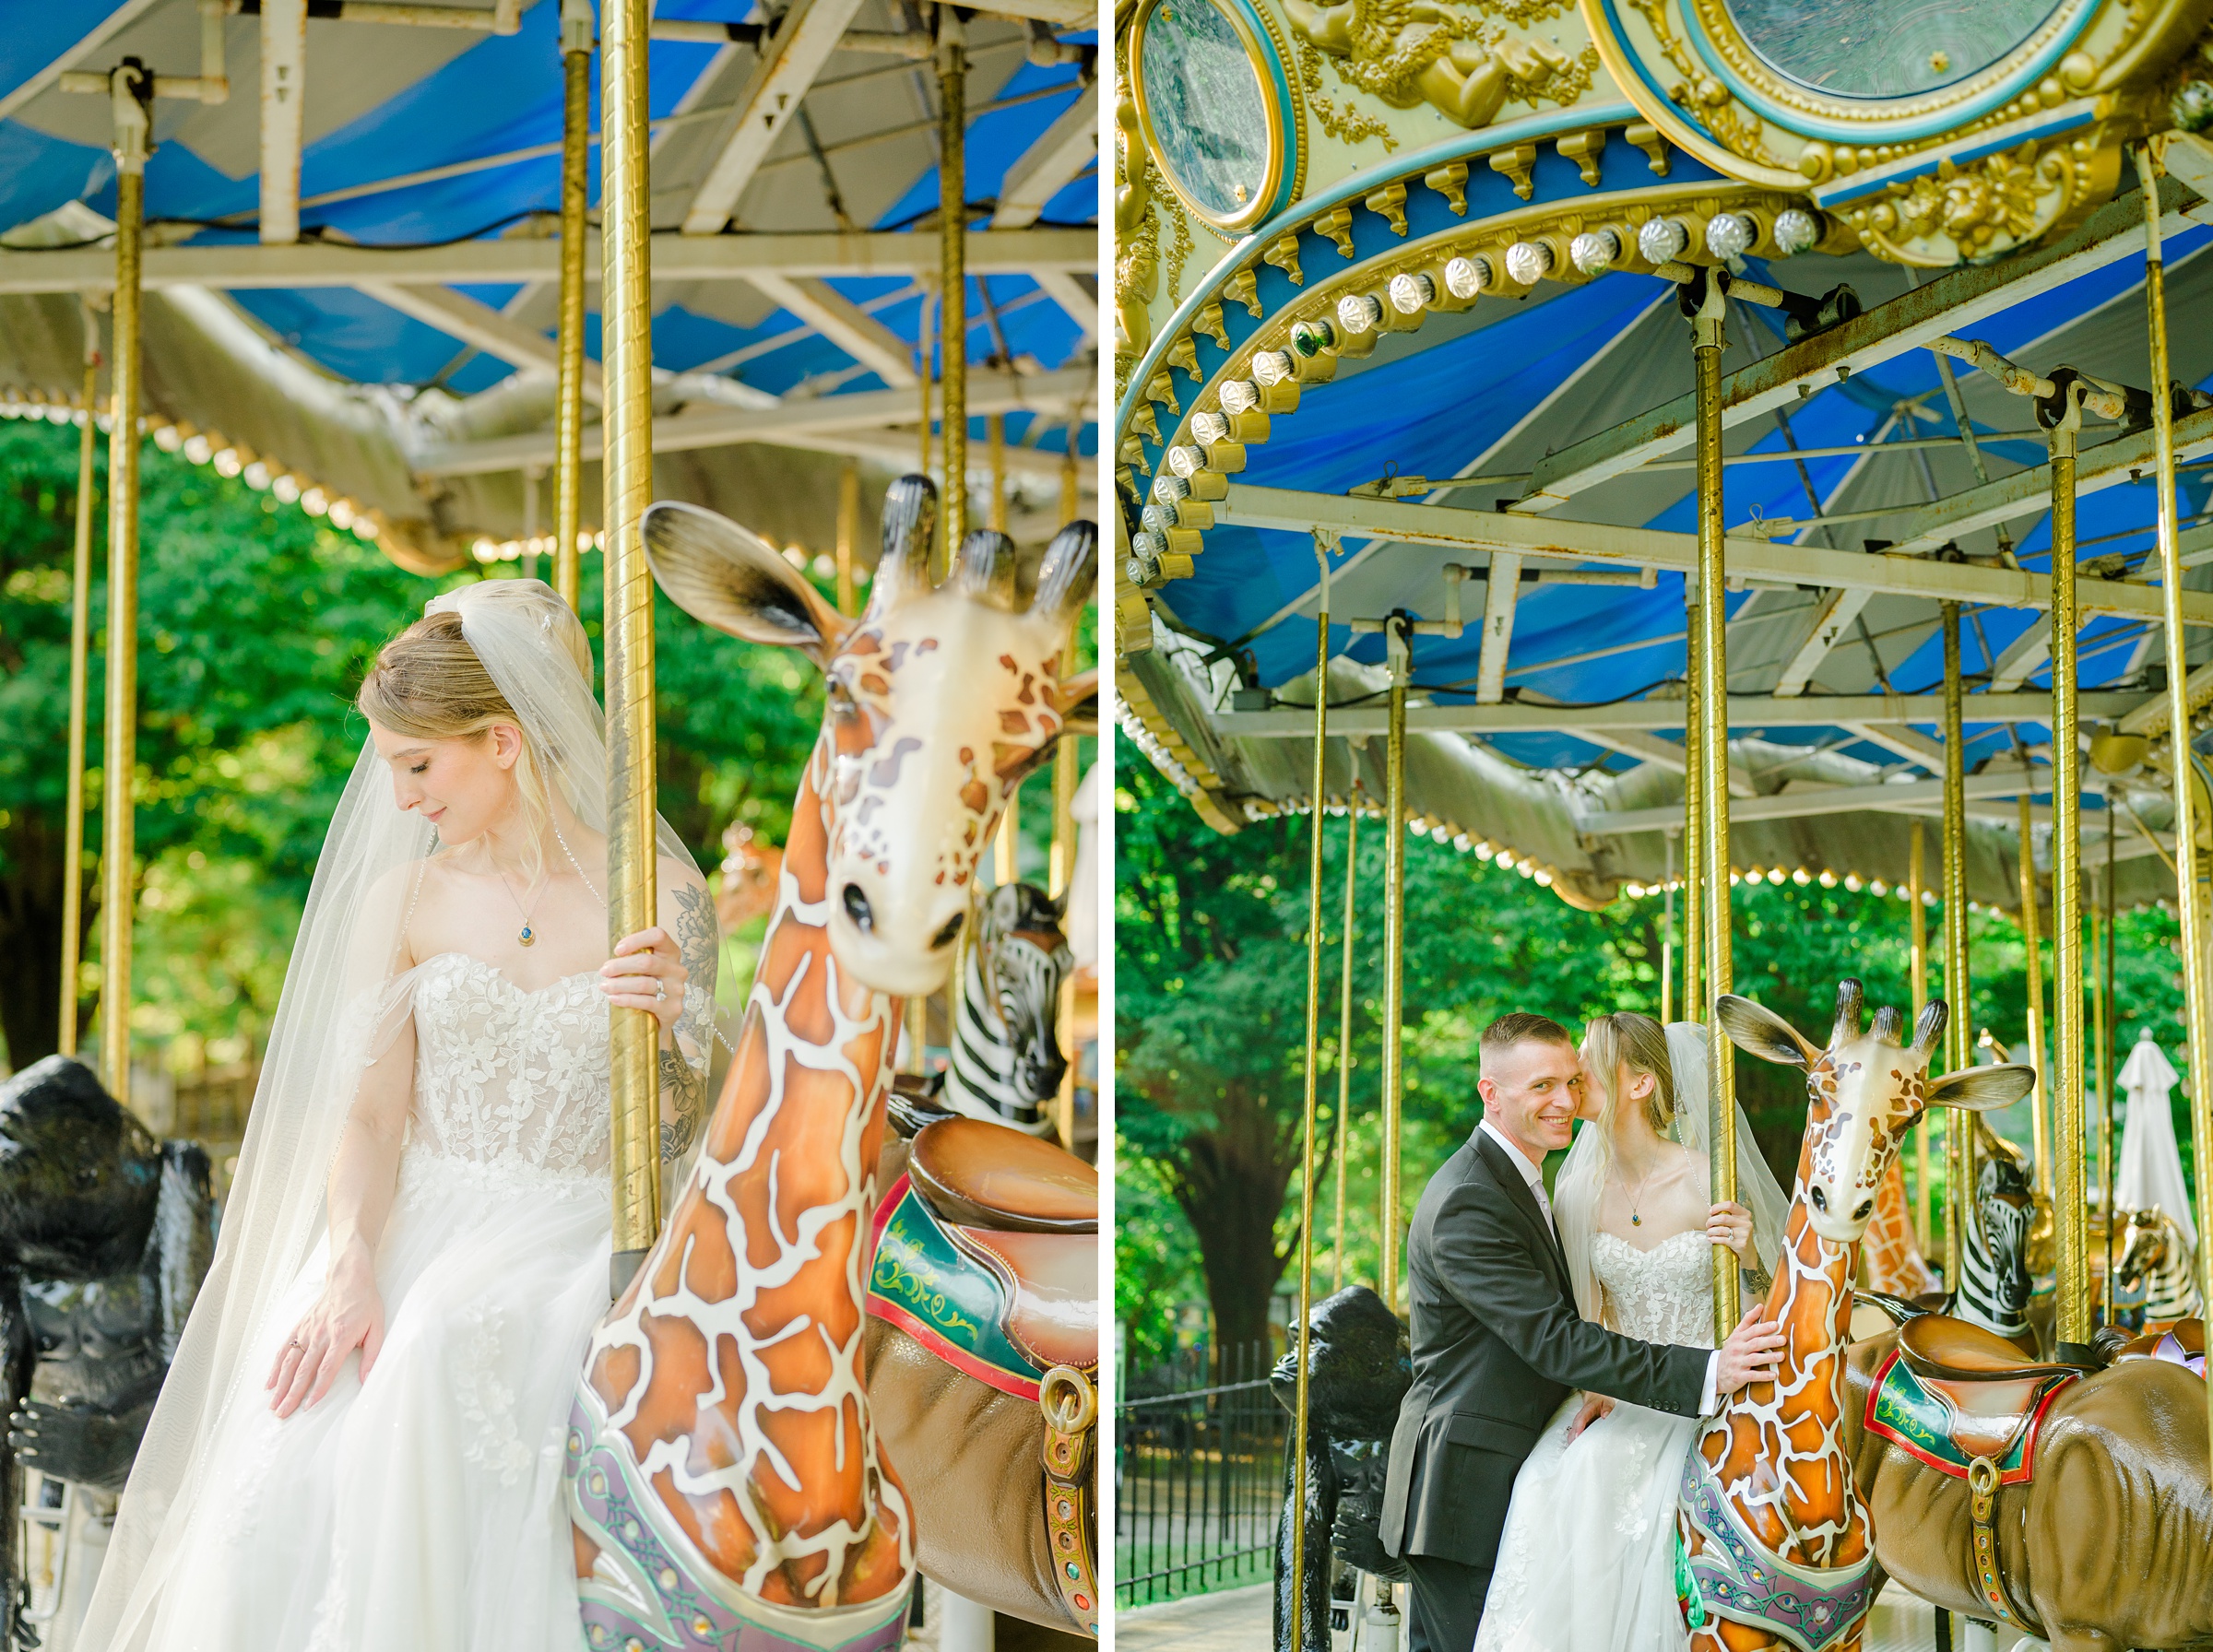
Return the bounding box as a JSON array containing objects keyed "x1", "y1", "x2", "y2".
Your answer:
[{"x1": 1623, "y1": 870, "x2": 1950, "y2": 903}]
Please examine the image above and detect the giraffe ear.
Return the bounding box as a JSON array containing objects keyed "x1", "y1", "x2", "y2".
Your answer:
[
  {"x1": 643, "y1": 501, "x2": 851, "y2": 667},
  {"x1": 1924, "y1": 1063, "x2": 2035, "y2": 1112},
  {"x1": 1717, "y1": 995, "x2": 1820, "y2": 1068}
]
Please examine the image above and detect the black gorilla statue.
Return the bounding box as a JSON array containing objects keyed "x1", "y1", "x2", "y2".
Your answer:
[
  {"x1": 0, "y1": 1056, "x2": 216, "y2": 1643},
  {"x1": 1270, "y1": 1285, "x2": 1410, "y2": 1652}
]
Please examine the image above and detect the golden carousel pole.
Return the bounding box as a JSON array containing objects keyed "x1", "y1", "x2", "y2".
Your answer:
[
  {"x1": 2100, "y1": 803, "x2": 2117, "y2": 1313},
  {"x1": 1379, "y1": 618, "x2": 1409, "y2": 1315},
  {"x1": 1911, "y1": 820, "x2": 1933, "y2": 1252},
  {"x1": 2018, "y1": 787, "x2": 2050, "y2": 1199},
  {"x1": 834, "y1": 459, "x2": 859, "y2": 617},
  {"x1": 100, "y1": 64, "x2": 152, "y2": 1112},
  {"x1": 1333, "y1": 793, "x2": 1358, "y2": 1293},
  {"x1": 1942, "y1": 604, "x2": 1971, "y2": 1286},
  {"x1": 1290, "y1": 558, "x2": 1331, "y2": 1651},
  {"x1": 601, "y1": 0, "x2": 660, "y2": 1291},
  {"x1": 1661, "y1": 832, "x2": 1675, "y2": 1026},
  {"x1": 1683, "y1": 608, "x2": 1705, "y2": 1032},
  {"x1": 2048, "y1": 383, "x2": 2092, "y2": 1360},
  {"x1": 2136, "y1": 146, "x2": 2213, "y2": 1442},
  {"x1": 1047, "y1": 435, "x2": 1083, "y2": 1150},
  {"x1": 936, "y1": 10, "x2": 967, "y2": 554},
  {"x1": 1692, "y1": 273, "x2": 1738, "y2": 1339},
  {"x1": 59, "y1": 302, "x2": 101, "y2": 1058},
  {"x1": 552, "y1": 0, "x2": 591, "y2": 612}
]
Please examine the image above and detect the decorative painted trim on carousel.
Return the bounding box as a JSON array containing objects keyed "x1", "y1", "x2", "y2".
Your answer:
[
  {"x1": 0, "y1": 388, "x2": 480, "y2": 578},
  {"x1": 1114, "y1": 164, "x2": 1833, "y2": 613}
]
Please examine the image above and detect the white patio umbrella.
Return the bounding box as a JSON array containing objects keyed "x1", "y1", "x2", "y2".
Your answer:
[{"x1": 2116, "y1": 1032, "x2": 2197, "y2": 1251}]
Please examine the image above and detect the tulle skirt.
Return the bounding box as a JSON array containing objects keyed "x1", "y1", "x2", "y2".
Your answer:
[
  {"x1": 1473, "y1": 1393, "x2": 1696, "y2": 1652},
  {"x1": 138, "y1": 1148, "x2": 609, "y2": 1651}
]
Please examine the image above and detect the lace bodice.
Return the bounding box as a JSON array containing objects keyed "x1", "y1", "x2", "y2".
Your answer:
[{"x1": 1591, "y1": 1228, "x2": 1714, "y2": 1349}]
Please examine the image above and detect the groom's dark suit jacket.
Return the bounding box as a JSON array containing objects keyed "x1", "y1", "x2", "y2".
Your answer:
[{"x1": 1380, "y1": 1127, "x2": 1709, "y2": 1569}]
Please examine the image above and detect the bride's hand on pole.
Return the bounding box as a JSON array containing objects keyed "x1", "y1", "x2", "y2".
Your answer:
[
  {"x1": 601, "y1": 926, "x2": 687, "y2": 1041},
  {"x1": 266, "y1": 1242, "x2": 386, "y2": 1418},
  {"x1": 1707, "y1": 1200, "x2": 1756, "y2": 1266}
]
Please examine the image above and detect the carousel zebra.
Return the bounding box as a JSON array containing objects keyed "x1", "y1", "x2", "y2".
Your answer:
[
  {"x1": 942, "y1": 880, "x2": 1074, "y2": 1135},
  {"x1": 2115, "y1": 1205, "x2": 2204, "y2": 1324},
  {"x1": 1860, "y1": 1117, "x2": 2039, "y2": 1349}
]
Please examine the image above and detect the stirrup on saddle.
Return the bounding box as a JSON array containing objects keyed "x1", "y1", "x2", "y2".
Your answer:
[
  {"x1": 908, "y1": 1117, "x2": 1096, "y2": 1234},
  {"x1": 1896, "y1": 1315, "x2": 2082, "y2": 1382}
]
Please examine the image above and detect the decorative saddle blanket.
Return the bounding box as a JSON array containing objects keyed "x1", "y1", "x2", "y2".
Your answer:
[
  {"x1": 1675, "y1": 1448, "x2": 1882, "y2": 1652},
  {"x1": 1862, "y1": 1346, "x2": 2077, "y2": 1485},
  {"x1": 2113, "y1": 1317, "x2": 2206, "y2": 1375},
  {"x1": 866, "y1": 1172, "x2": 1097, "y2": 1401}
]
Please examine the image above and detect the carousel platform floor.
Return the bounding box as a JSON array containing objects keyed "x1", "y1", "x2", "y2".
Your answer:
[{"x1": 1116, "y1": 1579, "x2": 1975, "y2": 1651}]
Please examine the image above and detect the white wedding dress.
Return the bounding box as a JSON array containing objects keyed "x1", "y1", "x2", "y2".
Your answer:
[
  {"x1": 1473, "y1": 1227, "x2": 1714, "y2": 1652},
  {"x1": 136, "y1": 951, "x2": 698, "y2": 1651}
]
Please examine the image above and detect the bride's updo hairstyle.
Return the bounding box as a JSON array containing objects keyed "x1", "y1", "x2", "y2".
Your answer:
[
  {"x1": 1581, "y1": 1011, "x2": 1677, "y2": 1141},
  {"x1": 356, "y1": 581, "x2": 590, "y2": 884}
]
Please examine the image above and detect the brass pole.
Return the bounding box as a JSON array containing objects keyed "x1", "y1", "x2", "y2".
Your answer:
[
  {"x1": 917, "y1": 287, "x2": 933, "y2": 482},
  {"x1": 1060, "y1": 408, "x2": 1082, "y2": 527},
  {"x1": 1379, "y1": 620, "x2": 1409, "y2": 1314},
  {"x1": 1911, "y1": 819, "x2": 1932, "y2": 1251},
  {"x1": 1333, "y1": 795, "x2": 1358, "y2": 1293},
  {"x1": 59, "y1": 306, "x2": 101, "y2": 1058},
  {"x1": 1683, "y1": 587, "x2": 1704, "y2": 1040},
  {"x1": 2049, "y1": 390, "x2": 2090, "y2": 1355},
  {"x1": 996, "y1": 791, "x2": 1020, "y2": 885},
  {"x1": 988, "y1": 412, "x2": 1006, "y2": 534},
  {"x1": 2101, "y1": 796, "x2": 2117, "y2": 1314},
  {"x1": 936, "y1": 17, "x2": 967, "y2": 558},
  {"x1": 1050, "y1": 732, "x2": 1078, "y2": 1151},
  {"x1": 100, "y1": 65, "x2": 151, "y2": 1112},
  {"x1": 2018, "y1": 787, "x2": 2049, "y2": 1198},
  {"x1": 1661, "y1": 833, "x2": 1675, "y2": 1026},
  {"x1": 1942, "y1": 602, "x2": 1971, "y2": 1288},
  {"x1": 834, "y1": 459, "x2": 858, "y2": 616},
  {"x1": 2135, "y1": 147, "x2": 2213, "y2": 1442},
  {"x1": 552, "y1": 0, "x2": 591, "y2": 613},
  {"x1": 602, "y1": 0, "x2": 661, "y2": 1287},
  {"x1": 1693, "y1": 274, "x2": 1738, "y2": 1339},
  {"x1": 1290, "y1": 583, "x2": 1330, "y2": 1652}
]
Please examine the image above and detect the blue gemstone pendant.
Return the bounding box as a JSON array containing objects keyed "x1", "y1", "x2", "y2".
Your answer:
[
  {"x1": 1631, "y1": 1213, "x2": 1641, "y2": 1225},
  {"x1": 518, "y1": 926, "x2": 535, "y2": 947}
]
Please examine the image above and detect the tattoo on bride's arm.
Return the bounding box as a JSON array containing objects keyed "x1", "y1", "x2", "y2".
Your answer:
[
  {"x1": 661, "y1": 880, "x2": 718, "y2": 1162},
  {"x1": 1741, "y1": 1265, "x2": 1773, "y2": 1298},
  {"x1": 659, "y1": 1047, "x2": 704, "y2": 1162}
]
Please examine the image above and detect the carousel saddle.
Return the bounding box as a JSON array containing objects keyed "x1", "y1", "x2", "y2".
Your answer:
[
  {"x1": 868, "y1": 1118, "x2": 1097, "y2": 1401},
  {"x1": 1864, "y1": 1316, "x2": 2078, "y2": 1486},
  {"x1": 2112, "y1": 1317, "x2": 2206, "y2": 1375}
]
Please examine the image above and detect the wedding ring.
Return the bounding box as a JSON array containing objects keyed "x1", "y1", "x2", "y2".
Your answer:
[{"x1": 655, "y1": 982, "x2": 667, "y2": 1001}]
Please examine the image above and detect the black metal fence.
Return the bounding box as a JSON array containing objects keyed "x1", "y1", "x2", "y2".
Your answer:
[{"x1": 1115, "y1": 1341, "x2": 1286, "y2": 1607}]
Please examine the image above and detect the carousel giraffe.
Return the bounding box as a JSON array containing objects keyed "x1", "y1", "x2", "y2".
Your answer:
[
  {"x1": 562, "y1": 476, "x2": 1096, "y2": 1651},
  {"x1": 1677, "y1": 984, "x2": 2032, "y2": 1652}
]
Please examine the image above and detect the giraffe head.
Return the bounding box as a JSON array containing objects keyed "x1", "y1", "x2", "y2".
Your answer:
[
  {"x1": 645, "y1": 475, "x2": 1097, "y2": 997},
  {"x1": 1720, "y1": 982, "x2": 2033, "y2": 1245}
]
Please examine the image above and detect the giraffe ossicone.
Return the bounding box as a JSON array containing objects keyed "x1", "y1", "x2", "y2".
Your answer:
[{"x1": 567, "y1": 476, "x2": 1097, "y2": 1652}]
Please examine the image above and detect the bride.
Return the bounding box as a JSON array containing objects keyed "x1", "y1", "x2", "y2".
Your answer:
[
  {"x1": 81, "y1": 579, "x2": 718, "y2": 1650},
  {"x1": 1474, "y1": 1012, "x2": 1789, "y2": 1652}
]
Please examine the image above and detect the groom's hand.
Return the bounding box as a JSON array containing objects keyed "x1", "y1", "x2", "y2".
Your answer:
[
  {"x1": 1564, "y1": 1394, "x2": 1614, "y2": 1442},
  {"x1": 1715, "y1": 1305, "x2": 1785, "y2": 1394}
]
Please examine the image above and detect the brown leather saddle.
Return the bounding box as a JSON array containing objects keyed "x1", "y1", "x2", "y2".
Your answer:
[{"x1": 909, "y1": 1116, "x2": 1097, "y2": 1234}]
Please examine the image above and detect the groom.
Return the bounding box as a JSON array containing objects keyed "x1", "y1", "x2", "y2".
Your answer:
[{"x1": 1379, "y1": 1012, "x2": 1784, "y2": 1652}]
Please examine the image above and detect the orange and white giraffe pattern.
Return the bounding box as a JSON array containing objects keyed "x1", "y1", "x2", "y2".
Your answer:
[{"x1": 565, "y1": 477, "x2": 1096, "y2": 1652}]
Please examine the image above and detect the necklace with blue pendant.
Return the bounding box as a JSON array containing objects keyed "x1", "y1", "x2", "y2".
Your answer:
[{"x1": 495, "y1": 866, "x2": 543, "y2": 948}]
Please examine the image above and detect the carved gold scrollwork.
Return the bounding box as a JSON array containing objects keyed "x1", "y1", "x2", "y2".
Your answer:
[
  {"x1": 1847, "y1": 134, "x2": 2123, "y2": 265},
  {"x1": 1113, "y1": 88, "x2": 1161, "y2": 386},
  {"x1": 1284, "y1": 0, "x2": 1590, "y2": 130}
]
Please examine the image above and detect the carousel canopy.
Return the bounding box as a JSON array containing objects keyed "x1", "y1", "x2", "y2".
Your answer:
[
  {"x1": 1118, "y1": 136, "x2": 2213, "y2": 914},
  {"x1": 0, "y1": 0, "x2": 1098, "y2": 571}
]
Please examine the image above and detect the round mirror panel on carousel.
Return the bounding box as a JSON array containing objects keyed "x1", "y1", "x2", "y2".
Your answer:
[
  {"x1": 1130, "y1": 0, "x2": 1300, "y2": 234},
  {"x1": 1722, "y1": 0, "x2": 2073, "y2": 99}
]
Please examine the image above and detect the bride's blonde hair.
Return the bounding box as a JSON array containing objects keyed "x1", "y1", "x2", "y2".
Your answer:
[
  {"x1": 1580, "y1": 1011, "x2": 1676, "y2": 1175},
  {"x1": 356, "y1": 601, "x2": 571, "y2": 885}
]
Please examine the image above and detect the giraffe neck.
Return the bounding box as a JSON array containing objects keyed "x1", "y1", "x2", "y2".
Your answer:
[
  {"x1": 1708, "y1": 1187, "x2": 1864, "y2": 1567},
  {"x1": 580, "y1": 740, "x2": 915, "y2": 1614},
  {"x1": 1864, "y1": 1156, "x2": 1935, "y2": 1295}
]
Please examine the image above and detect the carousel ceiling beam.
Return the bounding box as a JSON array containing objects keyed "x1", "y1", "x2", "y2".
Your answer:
[
  {"x1": 2118, "y1": 658, "x2": 2213, "y2": 737},
  {"x1": 1031, "y1": 269, "x2": 1097, "y2": 340},
  {"x1": 1839, "y1": 721, "x2": 1945, "y2": 770},
  {"x1": 1884, "y1": 405, "x2": 2213, "y2": 552},
  {"x1": 989, "y1": 79, "x2": 1098, "y2": 229},
  {"x1": 359, "y1": 280, "x2": 604, "y2": 401},
  {"x1": 1510, "y1": 178, "x2": 2194, "y2": 514},
  {"x1": 0, "y1": 228, "x2": 1096, "y2": 294},
  {"x1": 1474, "y1": 555, "x2": 1521, "y2": 702},
  {"x1": 1770, "y1": 588, "x2": 1871, "y2": 697},
  {"x1": 0, "y1": 0, "x2": 165, "y2": 123},
  {"x1": 1584, "y1": 768, "x2": 2042, "y2": 834},
  {"x1": 745, "y1": 272, "x2": 917, "y2": 385},
  {"x1": 260, "y1": 0, "x2": 308, "y2": 244},
  {"x1": 1988, "y1": 618, "x2": 2054, "y2": 691},
  {"x1": 679, "y1": 0, "x2": 871, "y2": 236},
  {"x1": 1582, "y1": 729, "x2": 1756, "y2": 796},
  {"x1": 1222, "y1": 485, "x2": 2213, "y2": 628},
  {"x1": 1213, "y1": 690, "x2": 2135, "y2": 737},
  {"x1": 415, "y1": 363, "x2": 1091, "y2": 474}
]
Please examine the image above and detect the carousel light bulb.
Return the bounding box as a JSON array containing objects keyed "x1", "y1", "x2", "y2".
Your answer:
[
  {"x1": 1519, "y1": 861, "x2": 1536, "y2": 879},
  {"x1": 472, "y1": 537, "x2": 499, "y2": 562},
  {"x1": 1706, "y1": 212, "x2": 1758, "y2": 261},
  {"x1": 301, "y1": 487, "x2": 329, "y2": 516},
  {"x1": 1569, "y1": 229, "x2": 1622, "y2": 276},
  {"x1": 1191, "y1": 410, "x2": 1229, "y2": 444},
  {"x1": 1844, "y1": 873, "x2": 1863, "y2": 891},
  {"x1": 1153, "y1": 472, "x2": 1191, "y2": 504},
  {"x1": 1453, "y1": 833, "x2": 1472, "y2": 851},
  {"x1": 1870, "y1": 878, "x2": 1888, "y2": 896},
  {"x1": 1336, "y1": 292, "x2": 1385, "y2": 336},
  {"x1": 1772, "y1": 207, "x2": 1822, "y2": 257},
  {"x1": 1252, "y1": 349, "x2": 1296, "y2": 385},
  {"x1": 1730, "y1": 870, "x2": 1744, "y2": 886},
  {"x1": 153, "y1": 424, "x2": 183, "y2": 453},
  {"x1": 182, "y1": 433, "x2": 212, "y2": 466},
  {"x1": 1533, "y1": 869, "x2": 1553, "y2": 887},
  {"x1": 243, "y1": 461, "x2": 271, "y2": 490},
  {"x1": 1476, "y1": 842, "x2": 1494, "y2": 859},
  {"x1": 1496, "y1": 851, "x2": 1515, "y2": 869},
  {"x1": 1443, "y1": 255, "x2": 1492, "y2": 301},
  {"x1": 1222, "y1": 379, "x2": 1262, "y2": 414},
  {"x1": 1638, "y1": 218, "x2": 1691, "y2": 265},
  {"x1": 1165, "y1": 444, "x2": 1207, "y2": 478},
  {"x1": 212, "y1": 447, "x2": 243, "y2": 478},
  {"x1": 1291, "y1": 319, "x2": 1337, "y2": 358},
  {"x1": 1504, "y1": 241, "x2": 1555, "y2": 285},
  {"x1": 327, "y1": 498, "x2": 356, "y2": 530},
  {"x1": 271, "y1": 474, "x2": 300, "y2": 503},
  {"x1": 1817, "y1": 869, "x2": 1837, "y2": 888},
  {"x1": 1766, "y1": 867, "x2": 1785, "y2": 884},
  {"x1": 1431, "y1": 825, "x2": 1450, "y2": 844},
  {"x1": 1792, "y1": 867, "x2": 1812, "y2": 885},
  {"x1": 1141, "y1": 503, "x2": 1174, "y2": 533},
  {"x1": 1627, "y1": 881, "x2": 1647, "y2": 898},
  {"x1": 1389, "y1": 272, "x2": 1436, "y2": 315}
]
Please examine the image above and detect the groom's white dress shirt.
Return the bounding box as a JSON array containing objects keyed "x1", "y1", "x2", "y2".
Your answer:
[{"x1": 1478, "y1": 1119, "x2": 1722, "y2": 1416}]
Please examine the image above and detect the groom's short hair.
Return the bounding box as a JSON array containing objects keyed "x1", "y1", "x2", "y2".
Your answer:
[{"x1": 1479, "y1": 1012, "x2": 1574, "y2": 1062}]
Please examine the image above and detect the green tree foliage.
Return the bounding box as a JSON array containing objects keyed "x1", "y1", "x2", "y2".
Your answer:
[
  {"x1": 0, "y1": 420, "x2": 831, "y2": 1073},
  {"x1": 1116, "y1": 745, "x2": 2191, "y2": 1376}
]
